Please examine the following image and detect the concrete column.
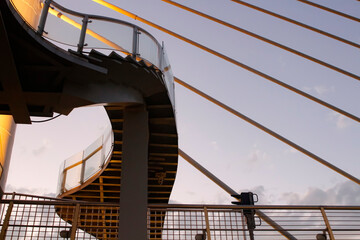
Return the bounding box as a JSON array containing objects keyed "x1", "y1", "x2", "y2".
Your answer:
[{"x1": 119, "y1": 105, "x2": 149, "y2": 240}]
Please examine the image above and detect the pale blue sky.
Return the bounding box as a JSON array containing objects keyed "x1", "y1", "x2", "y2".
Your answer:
[{"x1": 7, "y1": 0, "x2": 360, "y2": 205}]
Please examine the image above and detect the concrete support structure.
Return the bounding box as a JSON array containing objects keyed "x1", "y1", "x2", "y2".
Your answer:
[
  {"x1": 119, "y1": 105, "x2": 149, "y2": 240},
  {"x1": 0, "y1": 115, "x2": 16, "y2": 198}
]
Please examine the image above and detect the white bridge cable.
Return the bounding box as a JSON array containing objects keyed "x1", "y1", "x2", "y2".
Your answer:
[
  {"x1": 230, "y1": 0, "x2": 360, "y2": 49},
  {"x1": 161, "y1": 0, "x2": 360, "y2": 82},
  {"x1": 178, "y1": 149, "x2": 297, "y2": 240},
  {"x1": 174, "y1": 77, "x2": 360, "y2": 186},
  {"x1": 92, "y1": 0, "x2": 360, "y2": 124},
  {"x1": 297, "y1": 0, "x2": 360, "y2": 23}
]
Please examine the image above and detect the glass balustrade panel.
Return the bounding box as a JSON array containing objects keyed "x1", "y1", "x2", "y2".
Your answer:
[
  {"x1": 84, "y1": 135, "x2": 102, "y2": 159},
  {"x1": 64, "y1": 151, "x2": 83, "y2": 169},
  {"x1": 10, "y1": 0, "x2": 42, "y2": 30},
  {"x1": 59, "y1": 151, "x2": 83, "y2": 193},
  {"x1": 64, "y1": 164, "x2": 81, "y2": 190},
  {"x1": 56, "y1": 161, "x2": 65, "y2": 195},
  {"x1": 102, "y1": 126, "x2": 113, "y2": 165},
  {"x1": 84, "y1": 19, "x2": 133, "y2": 56},
  {"x1": 43, "y1": 7, "x2": 83, "y2": 52},
  {"x1": 57, "y1": 125, "x2": 114, "y2": 193},
  {"x1": 83, "y1": 150, "x2": 102, "y2": 182},
  {"x1": 161, "y1": 46, "x2": 175, "y2": 107},
  {"x1": 138, "y1": 31, "x2": 160, "y2": 68}
]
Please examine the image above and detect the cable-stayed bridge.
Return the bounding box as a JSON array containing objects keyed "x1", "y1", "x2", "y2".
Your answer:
[{"x1": 0, "y1": 0, "x2": 359, "y2": 239}]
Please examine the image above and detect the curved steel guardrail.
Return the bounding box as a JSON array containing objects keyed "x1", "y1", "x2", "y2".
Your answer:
[{"x1": 8, "y1": 0, "x2": 175, "y2": 106}]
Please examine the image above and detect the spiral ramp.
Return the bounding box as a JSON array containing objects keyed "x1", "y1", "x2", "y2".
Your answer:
[{"x1": 0, "y1": 0, "x2": 177, "y2": 239}]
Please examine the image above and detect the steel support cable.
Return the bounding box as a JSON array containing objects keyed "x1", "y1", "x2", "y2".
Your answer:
[
  {"x1": 230, "y1": 0, "x2": 360, "y2": 49},
  {"x1": 174, "y1": 77, "x2": 360, "y2": 185},
  {"x1": 93, "y1": 0, "x2": 360, "y2": 124},
  {"x1": 178, "y1": 149, "x2": 297, "y2": 240},
  {"x1": 297, "y1": 0, "x2": 360, "y2": 23},
  {"x1": 161, "y1": 0, "x2": 360, "y2": 82}
]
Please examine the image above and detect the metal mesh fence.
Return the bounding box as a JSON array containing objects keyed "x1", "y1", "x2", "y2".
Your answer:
[{"x1": 0, "y1": 194, "x2": 359, "y2": 239}]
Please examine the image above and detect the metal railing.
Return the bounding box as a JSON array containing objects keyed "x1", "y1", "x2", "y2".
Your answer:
[
  {"x1": 8, "y1": 0, "x2": 175, "y2": 106},
  {"x1": 56, "y1": 126, "x2": 113, "y2": 196},
  {"x1": 0, "y1": 194, "x2": 359, "y2": 240}
]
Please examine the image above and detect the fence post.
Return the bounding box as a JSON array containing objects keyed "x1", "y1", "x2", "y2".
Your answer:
[
  {"x1": 61, "y1": 170, "x2": 67, "y2": 194},
  {"x1": 320, "y1": 207, "x2": 335, "y2": 240},
  {"x1": 80, "y1": 150, "x2": 85, "y2": 185},
  {"x1": 100, "y1": 135, "x2": 105, "y2": 168},
  {"x1": 77, "y1": 15, "x2": 89, "y2": 53},
  {"x1": 241, "y1": 210, "x2": 247, "y2": 240},
  {"x1": 37, "y1": 0, "x2": 52, "y2": 35},
  {"x1": 132, "y1": 27, "x2": 140, "y2": 59},
  {"x1": 204, "y1": 207, "x2": 212, "y2": 240},
  {"x1": 159, "y1": 42, "x2": 164, "y2": 69},
  {"x1": 0, "y1": 201, "x2": 13, "y2": 239},
  {"x1": 70, "y1": 203, "x2": 81, "y2": 240}
]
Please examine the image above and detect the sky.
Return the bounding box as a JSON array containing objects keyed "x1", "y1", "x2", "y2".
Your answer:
[{"x1": 6, "y1": 0, "x2": 360, "y2": 205}]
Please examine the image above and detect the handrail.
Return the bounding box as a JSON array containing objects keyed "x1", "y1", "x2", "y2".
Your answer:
[
  {"x1": 57, "y1": 126, "x2": 114, "y2": 195},
  {"x1": 40, "y1": 0, "x2": 162, "y2": 67},
  {"x1": 50, "y1": 1, "x2": 161, "y2": 49},
  {"x1": 62, "y1": 146, "x2": 102, "y2": 172},
  {"x1": 1, "y1": 196, "x2": 360, "y2": 209},
  {"x1": 8, "y1": 0, "x2": 176, "y2": 106}
]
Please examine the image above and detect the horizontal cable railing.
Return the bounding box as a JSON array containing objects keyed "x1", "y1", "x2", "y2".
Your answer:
[
  {"x1": 0, "y1": 196, "x2": 359, "y2": 240},
  {"x1": 56, "y1": 126, "x2": 114, "y2": 196}
]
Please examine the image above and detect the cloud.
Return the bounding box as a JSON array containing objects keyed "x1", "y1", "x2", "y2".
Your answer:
[
  {"x1": 314, "y1": 85, "x2": 334, "y2": 95},
  {"x1": 236, "y1": 182, "x2": 360, "y2": 205},
  {"x1": 284, "y1": 147, "x2": 298, "y2": 155},
  {"x1": 329, "y1": 112, "x2": 352, "y2": 129},
  {"x1": 247, "y1": 148, "x2": 268, "y2": 163},
  {"x1": 210, "y1": 141, "x2": 219, "y2": 150},
  {"x1": 302, "y1": 85, "x2": 335, "y2": 96},
  {"x1": 244, "y1": 146, "x2": 270, "y2": 172},
  {"x1": 281, "y1": 181, "x2": 360, "y2": 205},
  {"x1": 214, "y1": 192, "x2": 229, "y2": 204},
  {"x1": 5, "y1": 184, "x2": 56, "y2": 197},
  {"x1": 32, "y1": 139, "x2": 51, "y2": 156},
  {"x1": 335, "y1": 115, "x2": 351, "y2": 129},
  {"x1": 237, "y1": 185, "x2": 273, "y2": 205}
]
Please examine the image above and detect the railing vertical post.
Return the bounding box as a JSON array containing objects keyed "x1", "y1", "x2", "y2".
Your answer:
[
  {"x1": 61, "y1": 170, "x2": 67, "y2": 194},
  {"x1": 37, "y1": 0, "x2": 52, "y2": 35},
  {"x1": 241, "y1": 209, "x2": 247, "y2": 240},
  {"x1": 80, "y1": 151, "x2": 85, "y2": 184},
  {"x1": 77, "y1": 15, "x2": 89, "y2": 53},
  {"x1": 203, "y1": 207, "x2": 212, "y2": 240},
  {"x1": 132, "y1": 27, "x2": 139, "y2": 59},
  {"x1": 320, "y1": 207, "x2": 335, "y2": 240},
  {"x1": 100, "y1": 135, "x2": 105, "y2": 168},
  {"x1": 0, "y1": 201, "x2": 13, "y2": 240},
  {"x1": 70, "y1": 203, "x2": 81, "y2": 240},
  {"x1": 159, "y1": 42, "x2": 164, "y2": 70}
]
